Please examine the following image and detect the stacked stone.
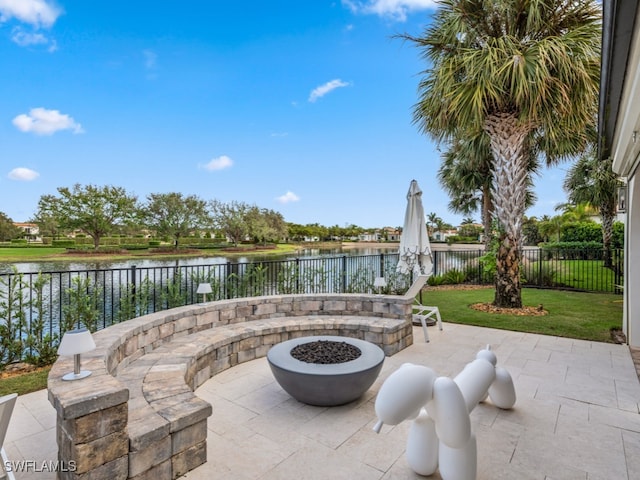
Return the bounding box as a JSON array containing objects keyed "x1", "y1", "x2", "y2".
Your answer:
[{"x1": 48, "y1": 292, "x2": 415, "y2": 479}]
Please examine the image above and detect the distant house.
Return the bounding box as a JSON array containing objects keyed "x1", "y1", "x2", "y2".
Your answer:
[
  {"x1": 13, "y1": 222, "x2": 42, "y2": 243},
  {"x1": 382, "y1": 227, "x2": 401, "y2": 241},
  {"x1": 432, "y1": 229, "x2": 458, "y2": 242},
  {"x1": 358, "y1": 231, "x2": 381, "y2": 242}
]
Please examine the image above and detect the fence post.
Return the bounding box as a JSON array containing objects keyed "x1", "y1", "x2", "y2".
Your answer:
[
  {"x1": 131, "y1": 265, "x2": 137, "y2": 298},
  {"x1": 614, "y1": 249, "x2": 623, "y2": 293},
  {"x1": 379, "y1": 253, "x2": 385, "y2": 278},
  {"x1": 342, "y1": 255, "x2": 348, "y2": 293},
  {"x1": 538, "y1": 249, "x2": 543, "y2": 287},
  {"x1": 433, "y1": 250, "x2": 439, "y2": 276}
]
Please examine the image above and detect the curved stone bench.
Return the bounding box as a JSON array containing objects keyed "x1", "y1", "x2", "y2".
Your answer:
[{"x1": 48, "y1": 293, "x2": 414, "y2": 480}]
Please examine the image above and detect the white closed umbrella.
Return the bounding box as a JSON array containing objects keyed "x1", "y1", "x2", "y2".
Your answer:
[{"x1": 397, "y1": 179, "x2": 433, "y2": 277}]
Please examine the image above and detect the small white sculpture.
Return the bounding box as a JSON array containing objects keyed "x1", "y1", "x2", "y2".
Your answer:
[{"x1": 373, "y1": 345, "x2": 516, "y2": 479}]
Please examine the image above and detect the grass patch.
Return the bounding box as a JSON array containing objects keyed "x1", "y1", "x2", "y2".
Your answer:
[
  {"x1": 0, "y1": 247, "x2": 66, "y2": 261},
  {"x1": 0, "y1": 243, "x2": 300, "y2": 263},
  {"x1": 425, "y1": 287, "x2": 622, "y2": 343},
  {"x1": 0, "y1": 366, "x2": 51, "y2": 396},
  {"x1": 547, "y1": 260, "x2": 618, "y2": 290}
]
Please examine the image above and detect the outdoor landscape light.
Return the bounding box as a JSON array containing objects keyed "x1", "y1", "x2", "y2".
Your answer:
[
  {"x1": 617, "y1": 184, "x2": 627, "y2": 213},
  {"x1": 374, "y1": 276, "x2": 387, "y2": 294},
  {"x1": 57, "y1": 328, "x2": 96, "y2": 381},
  {"x1": 197, "y1": 282, "x2": 213, "y2": 302}
]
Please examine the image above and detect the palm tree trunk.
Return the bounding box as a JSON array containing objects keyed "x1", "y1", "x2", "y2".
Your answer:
[
  {"x1": 601, "y1": 206, "x2": 615, "y2": 268},
  {"x1": 482, "y1": 184, "x2": 493, "y2": 250},
  {"x1": 485, "y1": 112, "x2": 531, "y2": 308}
]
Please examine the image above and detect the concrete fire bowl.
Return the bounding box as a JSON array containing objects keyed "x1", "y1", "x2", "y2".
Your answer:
[{"x1": 267, "y1": 335, "x2": 385, "y2": 406}]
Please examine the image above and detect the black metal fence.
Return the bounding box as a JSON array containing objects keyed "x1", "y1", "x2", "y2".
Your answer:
[
  {"x1": 0, "y1": 248, "x2": 624, "y2": 354},
  {"x1": 429, "y1": 247, "x2": 624, "y2": 294}
]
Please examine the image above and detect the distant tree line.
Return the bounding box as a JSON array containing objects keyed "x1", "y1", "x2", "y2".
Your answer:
[{"x1": 0, "y1": 184, "x2": 393, "y2": 249}]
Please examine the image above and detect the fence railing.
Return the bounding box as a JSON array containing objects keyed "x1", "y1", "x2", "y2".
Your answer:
[
  {"x1": 429, "y1": 247, "x2": 624, "y2": 293},
  {"x1": 0, "y1": 248, "x2": 624, "y2": 366}
]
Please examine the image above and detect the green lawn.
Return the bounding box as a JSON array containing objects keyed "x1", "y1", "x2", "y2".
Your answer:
[
  {"x1": 521, "y1": 258, "x2": 621, "y2": 292},
  {"x1": 0, "y1": 244, "x2": 300, "y2": 263},
  {"x1": 424, "y1": 287, "x2": 622, "y2": 343},
  {"x1": 0, "y1": 367, "x2": 51, "y2": 396},
  {"x1": 547, "y1": 259, "x2": 619, "y2": 290},
  {"x1": 0, "y1": 247, "x2": 66, "y2": 261}
]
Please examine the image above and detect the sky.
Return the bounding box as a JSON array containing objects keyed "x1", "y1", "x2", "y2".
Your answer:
[{"x1": 0, "y1": 0, "x2": 569, "y2": 228}]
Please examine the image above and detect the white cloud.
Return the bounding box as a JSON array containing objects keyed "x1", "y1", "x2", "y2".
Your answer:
[
  {"x1": 11, "y1": 27, "x2": 56, "y2": 50},
  {"x1": 342, "y1": 0, "x2": 437, "y2": 21},
  {"x1": 276, "y1": 191, "x2": 300, "y2": 204},
  {"x1": 202, "y1": 155, "x2": 233, "y2": 171},
  {"x1": 309, "y1": 79, "x2": 350, "y2": 103},
  {"x1": 0, "y1": 0, "x2": 62, "y2": 28},
  {"x1": 8, "y1": 167, "x2": 39, "y2": 181},
  {"x1": 11, "y1": 29, "x2": 46, "y2": 45},
  {"x1": 12, "y1": 107, "x2": 84, "y2": 135},
  {"x1": 270, "y1": 132, "x2": 289, "y2": 137},
  {"x1": 143, "y1": 49, "x2": 157, "y2": 69}
]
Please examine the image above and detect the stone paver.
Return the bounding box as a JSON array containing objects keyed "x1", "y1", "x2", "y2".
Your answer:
[{"x1": 3, "y1": 324, "x2": 640, "y2": 480}]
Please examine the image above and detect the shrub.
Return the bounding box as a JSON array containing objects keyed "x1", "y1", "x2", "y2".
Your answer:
[
  {"x1": 560, "y1": 222, "x2": 602, "y2": 243},
  {"x1": 148, "y1": 240, "x2": 161, "y2": 247},
  {"x1": 612, "y1": 222, "x2": 624, "y2": 250},
  {"x1": 541, "y1": 242, "x2": 603, "y2": 260},
  {"x1": 10, "y1": 238, "x2": 28, "y2": 245},
  {"x1": 427, "y1": 274, "x2": 446, "y2": 286},
  {"x1": 443, "y1": 268, "x2": 467, "y2": 284},
  {"x1": 522, "y1": 262, "x2": 557, "y2": 287},
  {"x1": 52, "y1": 239, "x2": 75, "y2": 248},
  {"x1": 446, "y1": 235, "x2": 481, "y2": 244},
  {"x1": 122, "y1": 244, "x2": 148, "y2": 250}
]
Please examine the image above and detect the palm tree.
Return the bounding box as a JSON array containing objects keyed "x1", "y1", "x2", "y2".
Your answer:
[
  {"x1": 398, "y1": 0, "x2": 601, "y2": 308},
  {"x1": 438, "y1": 132, "x2": 540, "y2": 250},
  {"x1": 563, "y1": 150, "x2": 621, "y2": 267},
  {"x1": 554, "y1": 202, "x2": 598, "y2": 223},
  {"x1": 426, "y1": 212, "x2": 441, "y2": 237},
  {"x1": 438, "y1": 134, "x2": 494, "y2": 248}
]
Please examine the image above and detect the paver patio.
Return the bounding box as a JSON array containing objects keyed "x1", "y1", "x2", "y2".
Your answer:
[{"x1": 4, "y1": 323, "x2": 640, "y2": 479}]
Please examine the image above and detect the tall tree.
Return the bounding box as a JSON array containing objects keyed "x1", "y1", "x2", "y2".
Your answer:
[
  {"x1": 438, "y1": 132, "x2": 538, "y2": 249},
  {"x1": 563, "y1": 151, "x2": 620, "y2": 266},
  {"x1": 0, "y1": 212, "x2": 21, "y2": 241},
  {"x1": 246, "y1": 207, "x2": 288, "y2": 245},
  {"x1": 210, "y1": 200, "x2": 252, "y2": 246},
  {"x1": 36, "y1": 184, "x2": 138, "y2": 249},
  {"x1": 399, "y1": 0, "x2": 601, "y2": 307},
  {"x1": 438, "y1": 135, "x2": 494, "y2": 248},
  {"x1": 143, "y1": 192, "x2": 210, "y2": 249},
  {"x1": 426, "y1": 212, "x2": 441, "y2": 237}
]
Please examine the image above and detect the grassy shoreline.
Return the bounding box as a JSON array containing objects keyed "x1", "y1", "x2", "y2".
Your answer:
[
  {"x1": 0, "y1": 241, "x2": 402, "y2": 264},
  {"x1": 0, "y1": 243, "x2": 305, "y2": 264}
]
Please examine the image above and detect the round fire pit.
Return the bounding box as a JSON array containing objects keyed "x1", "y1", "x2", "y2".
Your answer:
[{"x1": 267, "y1": 335, "x2": 385, "y2": 406}]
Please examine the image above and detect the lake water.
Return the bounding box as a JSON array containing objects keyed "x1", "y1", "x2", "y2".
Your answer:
[{"x1": 1, "y1": 245, "x2": 401, "y2": 274}]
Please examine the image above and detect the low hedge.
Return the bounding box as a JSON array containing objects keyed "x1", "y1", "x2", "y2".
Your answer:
[{"x1": 52, "y1": 240, "x2": 76, "y2": 248}]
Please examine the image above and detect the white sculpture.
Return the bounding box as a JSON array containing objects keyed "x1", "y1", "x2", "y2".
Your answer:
[{"x1": 373, "y1": 345, "x2": 516, "y2": 479}]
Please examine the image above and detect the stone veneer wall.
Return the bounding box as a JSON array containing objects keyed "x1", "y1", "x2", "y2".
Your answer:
[{"x1": 48, "y1": 293, "x2": 414, "y2": 480}]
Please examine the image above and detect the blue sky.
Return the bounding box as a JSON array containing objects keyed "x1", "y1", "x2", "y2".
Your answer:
[{"x1": 0, "y1": 0, "x2": 568, "y2": 228}]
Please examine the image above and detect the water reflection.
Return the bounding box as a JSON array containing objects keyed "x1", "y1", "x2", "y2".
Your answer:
[{"x1": 1, "y1": 246, "x2": 400, "y2": 274}]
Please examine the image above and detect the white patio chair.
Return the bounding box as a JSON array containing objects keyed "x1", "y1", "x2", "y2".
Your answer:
[
  {"x1": 0, "y1": 393, "x2": 17, "y2": 480},
  {"x1": 403, "y1": 274, "x2": 443, "y2": 343}
]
